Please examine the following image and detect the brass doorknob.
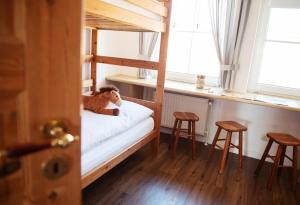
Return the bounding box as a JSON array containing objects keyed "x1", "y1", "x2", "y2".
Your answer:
[
  {"x1": 43, "y1": 120, "x2": 68, "y2": 138},
  {"x1": 0, "y1": 120, "x2": 78, "y2": 179},
  {"x1": 0, "y1": 121, "x2": 79, "y2": 159},
  {"x1": 43, "y1": 120, "x2": 79, "y2": 148}
]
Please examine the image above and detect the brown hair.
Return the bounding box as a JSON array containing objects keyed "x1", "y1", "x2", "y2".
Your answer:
[{"x1": 94, "y1": 85, "x2": 119, "y2": 95}]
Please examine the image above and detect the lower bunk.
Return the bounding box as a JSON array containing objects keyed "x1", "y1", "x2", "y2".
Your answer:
[{"x1": 81, "y1": 99, "x2": 158, "y2": 189}]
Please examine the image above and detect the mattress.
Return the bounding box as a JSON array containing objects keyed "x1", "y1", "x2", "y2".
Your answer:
[
  {"x1": 81, "y1": 117, "x2": 154, "y2": 176},
  {"x1": 81, "y1": 100, "x2": 153, "y2": 154},
  {"x1": 102, "y1": 0, "x2": 162, "y2": 20}
]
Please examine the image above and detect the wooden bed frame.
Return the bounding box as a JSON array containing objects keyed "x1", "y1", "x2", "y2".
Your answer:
[{"x1": 81, "y1": 0, "x2": 172, "y2": 189}]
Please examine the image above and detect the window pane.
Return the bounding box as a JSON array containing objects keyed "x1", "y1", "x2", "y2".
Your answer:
[
  {"x1": 166, "y1": 32, "x2": 192, "y2": 73},
  {"x1": 267, "y1": 8, "x2": 300, "y2": 42},
  {"x1": 166, "y1": 0, "x2": 219, "y2": 80},
  {"x1": 197, "y1": 0, "x2": 212, "y2": 32},
  {"x1": 172, "y1": 0, "x2": 197, "y2": 31},
  {"x1": 258, "y1": 41, "x2": 300, "y2": 89},
  {"x1": 189, "y1": 33, "x2": 219, "y2": 77}
]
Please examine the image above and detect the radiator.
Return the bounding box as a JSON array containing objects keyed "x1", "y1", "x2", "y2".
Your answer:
[{"x1": 161, "y1": 92, "x2": 209, "y2": 135}]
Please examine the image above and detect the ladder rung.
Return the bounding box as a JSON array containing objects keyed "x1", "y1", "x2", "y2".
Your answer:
[
  {"x1": 266, "y1": 154, "x2": 294, "y2": 163},
  {"x1": 95, "y1": 55, "x2": 159, "y2": 70}
]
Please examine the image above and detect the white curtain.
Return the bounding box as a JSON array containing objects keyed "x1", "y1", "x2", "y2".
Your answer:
[
  {"x1": 209, "y1": 0, "x2": 251, "y2": 91},
  {"x1": 138, "y1": 32, "x2": 159, "y2": 79}
]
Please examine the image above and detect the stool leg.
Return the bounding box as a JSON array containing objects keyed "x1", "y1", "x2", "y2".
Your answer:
[
  {"x1": 219, "y1": 131, "x2": 232, "y2": 174},
  {"x1": 277, "y1": 145, "x2": 286, "y2": 176},
  {"x1": 172, "y1": 120, "x2": 182, "y2": 156},
  {"x1": 191, "y1": 121, "x2": 196, "y2": 160},
  {"x1": 207, "y1": 127, "x2": 222, "y2": 162},
  {"x1": 292, "y1": 146, "x2": 298, "y2": 191},
  {"x1": 238, "y1": 131, "x2": 243, "y2": 169},
  {"x1": 267, "y1": 144, "x2": 283, "y2": 190},
  {"x1": 255, "y1": 139, "x2": 274, "y2": 176},
  {"x1": 169, "y1": 119, "x2": 178, "y2": 150},
  {"x1": 188, "y1": 121, "x2": 192, "y2": 140}
]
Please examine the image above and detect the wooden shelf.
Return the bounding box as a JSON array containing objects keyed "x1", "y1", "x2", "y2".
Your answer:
[{"x1": 106, "y1": 74, "x2": 300, "y2": 112}]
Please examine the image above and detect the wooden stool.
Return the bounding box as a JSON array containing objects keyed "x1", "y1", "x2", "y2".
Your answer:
[
  {"x1": 254, "y1": 133, "x2": 300, "y2": 190},
  {"x1": 207, "y1": 121, "x2": 247, "y2": 174},
  {"x1": 169, "y1": 112, "x2": 199, "y2": 159}
]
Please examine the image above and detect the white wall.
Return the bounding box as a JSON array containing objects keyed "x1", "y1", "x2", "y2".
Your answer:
[{"x1": 96, "y1": 31, "x2": 139, "y2": 88}]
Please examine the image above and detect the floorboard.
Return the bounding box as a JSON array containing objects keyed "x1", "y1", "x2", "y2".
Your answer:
[{"x1": 83, "y1": 134, "x2": 300, "y2": 205}]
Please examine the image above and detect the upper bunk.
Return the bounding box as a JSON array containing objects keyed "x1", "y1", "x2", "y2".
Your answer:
[{"x1": 85, "y1": 0, "x2": 168, "y2": 32}]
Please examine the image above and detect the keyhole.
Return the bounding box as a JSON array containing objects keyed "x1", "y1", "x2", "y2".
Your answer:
[
  {"x1": 42, "y1": 157, "x2": 69, "y2": 179},
  {"x1": 53, "y1": 162, "x2": 59, "y2": 174}
]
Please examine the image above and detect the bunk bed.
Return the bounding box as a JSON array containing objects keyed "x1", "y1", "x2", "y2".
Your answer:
[{"x1": 81, "y1": 0, "x2": 172, "y2": 189}]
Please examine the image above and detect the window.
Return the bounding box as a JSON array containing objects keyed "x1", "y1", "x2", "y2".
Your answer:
[
  {"x1": 166, "y1": 0, "x2": 219, "y2": 85},
  {"x1": 249, "y1": 0, "x2": 300, "y2": 97}
]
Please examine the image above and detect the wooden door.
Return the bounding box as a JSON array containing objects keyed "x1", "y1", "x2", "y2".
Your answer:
[{"x1": 0, "y1": 0, "x2": 82, "y2": 204}]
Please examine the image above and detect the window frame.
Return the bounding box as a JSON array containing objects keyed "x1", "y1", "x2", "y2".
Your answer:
[
  {"x1": 166, "y1": 0, "x2": 219, "y2": 87},
  {"x1": 248, "y1": 0, "x2": 300, "y2": 98}
]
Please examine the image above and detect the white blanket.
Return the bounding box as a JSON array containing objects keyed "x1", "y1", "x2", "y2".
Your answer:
[
  {"x1": 81, "y1": 117, "x2": 154, "y2": 175},
  {"x1": 81, "y1": 100, "x2": 153, "y2": 154}
]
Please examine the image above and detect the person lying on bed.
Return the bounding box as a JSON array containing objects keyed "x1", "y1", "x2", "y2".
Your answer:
[{"x1": 83, "y1": 86, "x2": 122, "y2": 116}]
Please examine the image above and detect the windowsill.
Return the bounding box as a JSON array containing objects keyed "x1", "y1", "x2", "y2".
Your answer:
[
  {"x1": 106, "y1": 74, "x2": 300, "y2": 112},
  {"x1": 165, "y1": 71, "x2": 219, "y2": 86}
]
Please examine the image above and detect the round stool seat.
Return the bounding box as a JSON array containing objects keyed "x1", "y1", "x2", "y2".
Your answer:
[
  {"x1": 173, "y1": 112, "x2": 199, "y2": 121},
  {"x1": 216, "y1": 121, "x2": 247, "y2": 132},
  {"x1": 267, "y1": 133, "x2": 300, "y2": 146}
]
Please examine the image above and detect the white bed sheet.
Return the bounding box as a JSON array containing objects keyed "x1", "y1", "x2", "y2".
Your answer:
[
  {"x1": 81, "y1": 100, "x2": 153, "y2": 154},
  {"x1": 102, "y1": 0, "x2": 161, "y2": 20},
  {"x1": 81, "y1": 117, "x2": 154, "y2": 176}
]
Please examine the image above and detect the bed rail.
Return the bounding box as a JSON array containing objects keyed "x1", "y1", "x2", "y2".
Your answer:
[
  {"x1": 122, "y1": 96, "x2": 157, "y2": 112},
  {"x1": 94, "y1": 55, "x2": 159, "y2": 70}
]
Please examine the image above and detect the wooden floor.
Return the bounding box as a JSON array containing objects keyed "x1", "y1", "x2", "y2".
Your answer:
[{"x1": 83, "y1": 134, "x2": 300, "y2": 205}]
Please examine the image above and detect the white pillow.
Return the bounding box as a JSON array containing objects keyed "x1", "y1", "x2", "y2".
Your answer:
[{"x1": 107, "y1": 100, "x2": 153, "y2": 121}]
